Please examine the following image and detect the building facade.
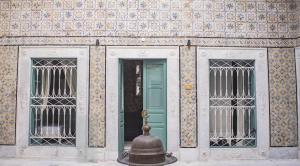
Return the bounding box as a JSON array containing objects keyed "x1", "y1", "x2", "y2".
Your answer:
[{"x1": 0, "y1": 0, "x2": 299, "y2": 162}]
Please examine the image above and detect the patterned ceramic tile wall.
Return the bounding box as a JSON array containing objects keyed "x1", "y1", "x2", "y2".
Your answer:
[
  {"x1": 0, "y1": 0, "x2": 298, "y2": 149},
  {"x1": 180, "y1": 46, "x2": 197, "y2": 147},
  {"x1": 0, "y1": 0, "x2": 298, "y2": 38},
  {"x1": 268, "y1": 48, "x2": 298, "y2": 147},
  {"x1": 89, "y1": 46, "x2": 106, "y2": 147},
  {"x1": 0, "y1": 46, "x2": 18, "y2": 145}
]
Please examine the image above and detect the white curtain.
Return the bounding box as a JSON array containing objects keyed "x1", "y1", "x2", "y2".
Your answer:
[
  {"x1": 65, "y1": 68, "x2": 77, "y2": 96},
  {"x1": 39, "y1": 69, "x2": 50, "y2": 135}
]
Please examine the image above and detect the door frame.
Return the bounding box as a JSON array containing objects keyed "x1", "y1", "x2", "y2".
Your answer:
[{"x1": 106, "y1": 46, "x2": 179, "y2": 160}]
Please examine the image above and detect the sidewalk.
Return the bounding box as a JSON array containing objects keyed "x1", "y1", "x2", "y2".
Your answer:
[{"x1": 0, "y1": 158, "x2": 299, "y2": 166}]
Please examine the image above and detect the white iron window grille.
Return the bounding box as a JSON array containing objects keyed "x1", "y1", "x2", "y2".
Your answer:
[
  {"x1": 209, "y1": 60, "x2": 256, "y2": 147},
  {"x1": 30, "y1": 59, "x2": 77, "y2": 146}
]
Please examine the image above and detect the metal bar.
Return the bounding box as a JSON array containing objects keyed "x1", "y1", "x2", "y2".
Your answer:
[
  {"x1": 47, "y1": 68, "x2": 50, "y2": 97},
  {"x1": 214, "y1": 108, "x2": 217, "y2": 137},
  {"x1": 242, "y1": 69, "x2": 245, "y2": 97},
  {"x1": 237, "y1": 107, "x2": 241, "y2": 138},
  {"x1": 52, "y1": 68, "x2": 56, "y2": 96},
  {"x1": 35, "y1": 68, "x2": 39, "y2": 96},
  {"x1": 219, "y1": 108, "x2": 222, "y2": 137},
  {"x1": 248, "y1": 108, "x2": 251, "y2": 137},
  {"x1": 225, "y1": 107, "x2": 228, "y2": 137},
  {"x1": 210, "y1": 67, "x2": 255, "y2": 69},
  {"x1": 30, "y1": 136, "x2": 76, "y2": 139},
  {"x1": 220, "y1": 70, "x2": 222, "y2": 97},
  {"x1": 242, "y1": 107, "x2": 245, "y2": 137},
  {"x1": 46, "y1": 107, "x2": 49, "y2": 136},
  {"x1": 225, "y1": 69, "x2": 228, "y2": 97},
  {"x1": 230, "y1": 108, "x2": 233, "y2": 146},
  {"x1": 35, "y1": 108, "x2": 37, "y2": 135},
  {"x1": 231, "y1": 69, "x2": 234, "y2": 97},
  {"x1": 41, "y1": 68, "x2": 45, "y2": 96},
  {"x1": 236, "y1": 69, "x2": 239, "y2": 97},
  {"x1": 69, "y1": 108, "x2": 72, "y2": 136},
  {"x1": 248, "y1": 69, "x2": 250, "y2": 97},
  {"x1": 58, "y1": 107, "x2": 60, "y2": 137},
  {"x1": 40, "y1": 108, "x2": 43, "y2": 136},
  {"x1": 70, "y1": 68, "x2": 73, "y2": 96},
  {"x1": 33, "y1": 66, "x2": 77, "y2": 68},
  {"x1": 231, "y1": 108, "x2": 234, "y2": 138},
  {"x1": 210, "y1": 137, "x2": 256, "y2": 140},
  {"x1": 63, "y1": 107, "x2": 66, "y2": 136},
  {"x1": 210, "y1": 97, "x2": 255, "y2": 100},
  {"x1": 214, "y1": 69, "x2": 217, "y2": 97},
  {"x1": 64, "y1": 67, "x2": 67, "y2": 96},
  {"x1": 58, "y1": 68, "x2": 61, "y2": 96},
  {"x1": 52, "y1": 107, "x2": 54, "y2": 136},
  {"x1": 210, "y1": 106, "x2": 255, "y2": 108},
  {"x1": 31, "y1": 105, "x2": 77, "y2": 107}
]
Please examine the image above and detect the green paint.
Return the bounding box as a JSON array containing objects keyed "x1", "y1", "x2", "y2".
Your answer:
[
  {"x1": 118, "y1": 59, "x2": 167, "y2": 153},
  {"x1": 30, "y1": 59, "x2": 35, "y2": 143},
  {"x1": 118, "y1": 60, "x2": 125, "y2": 155},
  {"x1": 143, "y1": 60, "x2": 167, "y2": 150}
]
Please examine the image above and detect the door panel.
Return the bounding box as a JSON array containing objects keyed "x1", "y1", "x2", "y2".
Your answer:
[
  {"x1": 143, "y1": 60, "x2": 167, "y2": 150},
  {"x1": 148, "y1": 88, "x2": 163, "y2": 107},
  {"x1": 118, "y1": 60, "x2": 124, "y2": 155}
]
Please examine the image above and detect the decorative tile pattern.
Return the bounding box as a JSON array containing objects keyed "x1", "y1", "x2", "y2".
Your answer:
[
  {"x1": 180, "y1": 46, "x2": 197, "y2": 147},
  {"x1": 268, "y1": 48, "x2": 298, "y2": 147},
  {"x1": 0, "y1": 0, "x2": 298, "y2": 38},
  {"x1": 0, "y1": 0, "x2": 298, "y2": 149},
  {"x1": 0, "y1": 37, "x2": 296, "y2": 48},
  {"x1": 89, "y1": 46, "x2": 106, "y2": 147},
  {"x1": 297, "y1": 38, "x2": 300, "y2": 47},
  {"x1": 0, "y1": 46, "x2": 18, "y2": 145}
]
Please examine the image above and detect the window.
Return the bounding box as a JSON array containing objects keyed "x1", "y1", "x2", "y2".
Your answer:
[
  {"x1": 30, "y1": 58, "x2": 77, "y2": 146},
  {"x1": 209, "y1": 60, "x2": 256, "y2": 147}
]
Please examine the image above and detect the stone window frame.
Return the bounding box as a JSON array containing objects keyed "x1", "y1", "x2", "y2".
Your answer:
[
  {"x1": 16, "y1": 46, "x2": 89, "y2": 159},
  {"x1": 296, "y1": 47, "x2": 300, "y2": 158},
  {"x1": 197, "y1": 47, "x2": 269, "y2": 160}
]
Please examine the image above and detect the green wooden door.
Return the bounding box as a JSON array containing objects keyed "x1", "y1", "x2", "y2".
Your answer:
[
  {"x1": 143, "y1": 60, "x2": 167, "y2": 150},
  {"x1": 118, "y1": 60, "x2": 125, "y2": 155}
]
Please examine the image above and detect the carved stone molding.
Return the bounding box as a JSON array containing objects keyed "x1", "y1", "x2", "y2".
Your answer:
[{"x1": 0, "y1": 37, "x2": 297, "y2": 48}]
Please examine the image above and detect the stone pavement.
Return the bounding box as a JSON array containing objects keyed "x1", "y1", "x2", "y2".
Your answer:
[{"x1": 0, "y1": 158, "x2": 300, "y2": 166}]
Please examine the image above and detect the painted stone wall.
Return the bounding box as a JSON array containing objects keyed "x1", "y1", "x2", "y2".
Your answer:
[
  {"x1": 0, "y1": 0, "x2": 298, "y2": 38},
  {"x1": 180, "y1": 46, "x2": 197, "y2": 147},
  {"x1": 0, "y1": 46, "x2": 18, "y2": 145},
  {"x1": 89, "y1": 46, "x2": 106, "y2": 147},
  {"x1": 268, "y1": 48, "x2": 298, "y2": 147}
]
